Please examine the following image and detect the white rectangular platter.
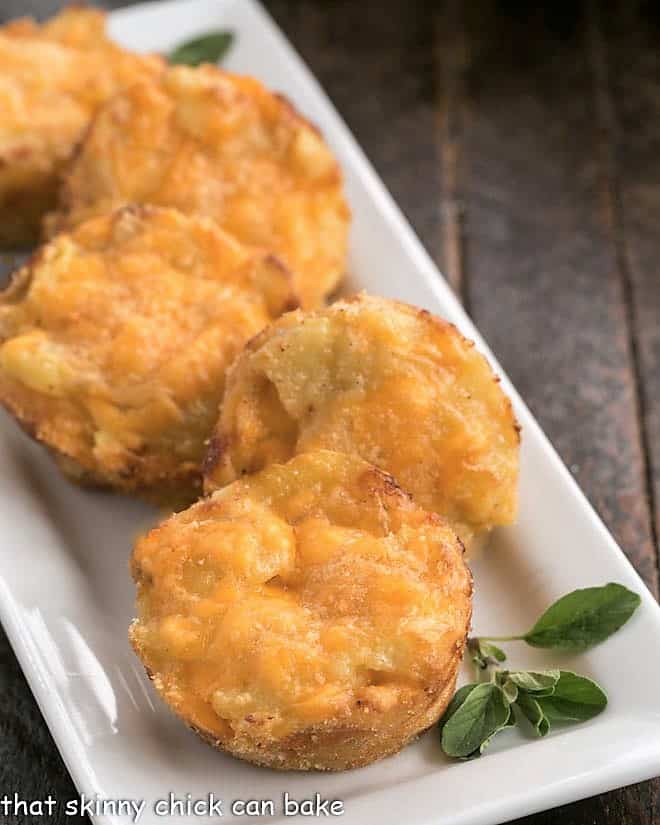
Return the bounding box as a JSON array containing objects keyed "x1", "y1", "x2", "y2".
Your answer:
[{"x1": 1, "y1": 1, "x2": 659, "y2": 824}]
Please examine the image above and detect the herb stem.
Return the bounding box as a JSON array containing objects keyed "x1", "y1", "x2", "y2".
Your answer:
[{"x1": 477, "y1": 635, "x2": 523, "y2": 642}]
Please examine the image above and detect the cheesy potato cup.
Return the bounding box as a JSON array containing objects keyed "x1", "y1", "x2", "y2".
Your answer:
[
  {"x1": 0, "y1": 7, "x2": 162, "y2": 247},
  {"x1": 0, "y1": 205, "x2": 297, "y2": 499},
  {"x1": 205, "y1": 294, "x2": 520, "y2": 546},
  {"x1": 130, "y1": 450, "x2": 472, "y2": 770},
  {"x1": 48, "y1": 65, "x2": 350, "y2": 308}
]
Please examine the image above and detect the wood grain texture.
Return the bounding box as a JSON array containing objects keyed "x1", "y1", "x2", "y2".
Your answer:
[
  {"x1": 451, "y1": 0, "x2": 657, "y2": 593},
  {"x1": 435, "y1": 0, "x2": 468, "y2": 298},
  {"x1": 602, "y1": 0, "x2": 660, "y2": 590},
  {"x1": 0, "y1": 2, "x2": 657, "y2": 824}
]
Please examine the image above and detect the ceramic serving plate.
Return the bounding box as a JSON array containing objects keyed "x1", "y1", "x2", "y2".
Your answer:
[{"x1": 1, "y1": 1, "x2": 659, "y2": 823}]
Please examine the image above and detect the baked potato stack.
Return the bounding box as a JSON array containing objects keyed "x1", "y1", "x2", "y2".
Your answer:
[{"x1": 0, "y1": 9, "x2": 520, "y2": 772}]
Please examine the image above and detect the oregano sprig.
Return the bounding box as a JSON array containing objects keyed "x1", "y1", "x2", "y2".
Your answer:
[
  {"x1": 478, "y1": 583, "x2": 641, "y2": 651},
  {"x1": 439, "y1": 583, "x2": 640, "y2": 760}
]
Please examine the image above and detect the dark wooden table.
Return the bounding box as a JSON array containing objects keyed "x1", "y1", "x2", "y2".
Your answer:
[{"x1": 1, "y1": 1, "x2": 658, "y2": 823}]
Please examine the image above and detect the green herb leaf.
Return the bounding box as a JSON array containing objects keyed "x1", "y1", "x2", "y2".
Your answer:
[
  {"x1": 536, "y1": 671, "x2": 607, "y2": 723},
  {"x1": 523, "y1": 583, "x2": 641, "y2": 651},
  {"x1": 479, "y1": 641, "x2": 507, "y2": 663},
  {"x1": 501, "y1": 678, "x2": 519, "y2": 704},
  {"x1": 169, "y1": 30, "x2": 234, "y2": 66},
  {"x1": 441, "y1": 683, "x2": 511, "y2": 758},
  {"x1": 515, "y1": 691, "x2": 550, "y2": 737},
  {"x1": 507, "y1": 670, "x2": 560, "y2": 694},
  {"x1": 438, "y1": 683, "x2": 478, "y2": 731}
]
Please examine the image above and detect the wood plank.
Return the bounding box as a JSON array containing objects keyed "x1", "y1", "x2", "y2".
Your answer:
[
  {"x1": 435, "y1": 0, "x2": 469, "y2": 298},
  {"x1": 451, "y1": 0, "x2": 657, "y2": 593},
  {"x1": 510, "y1": 779, "x2": 659, "y2": 825},
  {"x1": 601, "y1": 0, "x2": 660, "y2": 591}
]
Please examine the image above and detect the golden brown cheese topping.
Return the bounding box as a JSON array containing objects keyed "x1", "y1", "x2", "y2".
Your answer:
[
  {"x1": 205, "y1": 294, "x2": 520, "y2": 546},
  {"x1": 48, "y1": 65, "x2": 351, "y2": 308},
  {"x1": 130, "y1": 450, "x2": 472, "y2": 769},
  {"x1": 0, "y1": 8, "x2": 162, "y2": 246},
  {"x1": 0, "y1": 206, "x2": 296, "y2": 497}
]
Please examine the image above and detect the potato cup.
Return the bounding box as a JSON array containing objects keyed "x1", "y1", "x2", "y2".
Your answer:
[
  {"x1": 0, "y1": 205, "x2": 297, "y2": 500},
  {"x1": 130, "y1": 450, "x2": 472, "y2": 770},
  {"x1": 48, "y1": 65, "x2": 350, "y2": 308},
  {"x1": 205, "y1": 294, "x2": 520, "y2": 546}
]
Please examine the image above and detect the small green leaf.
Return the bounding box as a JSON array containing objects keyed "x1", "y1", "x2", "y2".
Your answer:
[
  {"x1": 501, "y1": 678, "x2": 518, "y2": 704},
  {"x1": 537, "y1": 671, "x2": 607, "y2": 723},
  {"x1": 169, "y1": 30, "x2": 235, "y2": 66},
  {"x1": 438, "y1": 682, "x2": 479, "y2": 734},
  {"x1": 479, "y1": 641, "x2": 507, "y2": 663},
  {"x1": 507, "y1": 670, "x2": 560, "y2": 694},
  {"x1": 516, "y1": 691, "x2": 550, "y2": 737},
  {"x1": 523, "y1": 583, "x2": 641, "y2": 651},
  {"x1": 441, "y1": 683, "x2": 511, "y2": 758}
]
